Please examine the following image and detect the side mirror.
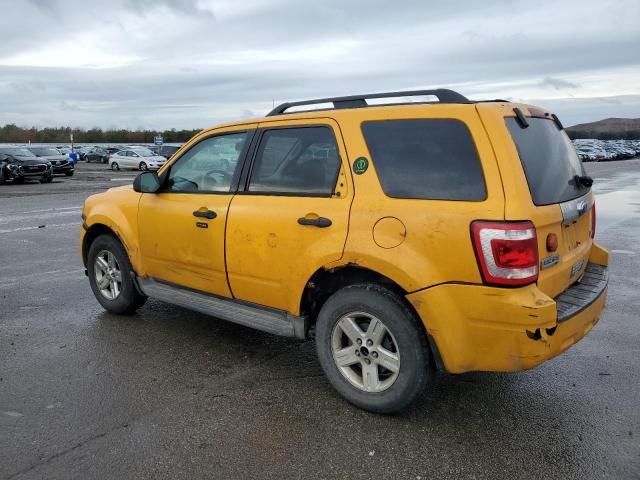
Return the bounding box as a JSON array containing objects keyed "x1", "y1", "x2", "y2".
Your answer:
[{"x1": 133, "y1": 171, "x2": 161, "y2": 193}]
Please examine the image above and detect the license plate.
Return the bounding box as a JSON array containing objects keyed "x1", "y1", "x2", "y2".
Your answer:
[{"x1": 571, "y1": 260, "x2": 584, "y2": 278}]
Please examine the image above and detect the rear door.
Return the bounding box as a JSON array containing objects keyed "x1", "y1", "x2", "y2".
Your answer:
[
  {"x1": 477, "y1": 104, "x2": 594, "y2": 298},
  {"x1": 120, "y1": 150, "x2": 133, "y2": 168},
  {"x1": 225, "y1": 118, "x2": 352, "y2": 314}
]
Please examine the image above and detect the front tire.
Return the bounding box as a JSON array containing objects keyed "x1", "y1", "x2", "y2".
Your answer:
[
  {"x1": 65, "y1": 171, "x2": 74, "y2": 177},
  {"x1": 315, "y1": 284, "x2": 432, "y2": 413},
  {"x1": 139, "y1": 161, "x2": 148, "y2": 171},
  {"x1": 87, "y1": 234, "x2": 147, "y2": 314}
]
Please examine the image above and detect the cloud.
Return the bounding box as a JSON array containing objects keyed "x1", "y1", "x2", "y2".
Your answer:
[
  {"x1": 540, "y1": 77, "x2": 580, "y2": 90},
  {"x1": 0, "y1": 0, "x2": 639, "y2": 129}
]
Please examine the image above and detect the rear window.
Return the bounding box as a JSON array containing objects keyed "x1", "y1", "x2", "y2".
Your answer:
[
  {"x1": 361, "y1": 119, "x2": 486, "y2": 201},
  {"x1": 506, "y1": 117, "x2": 588, "y2": 205}
]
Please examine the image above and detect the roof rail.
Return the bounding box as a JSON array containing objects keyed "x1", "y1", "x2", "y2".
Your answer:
[{"x1": 267, "y1": 89, "x2": 470, "y2": 116}]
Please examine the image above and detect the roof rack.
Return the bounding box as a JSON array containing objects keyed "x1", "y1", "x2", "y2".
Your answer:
[{"x1": 267, "y1": 88, "x2": 470, "y2": 116}]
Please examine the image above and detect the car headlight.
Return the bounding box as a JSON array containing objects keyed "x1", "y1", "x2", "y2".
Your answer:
[{"x1": 8, "y1": 163, "x2": 19, "y2": 171}]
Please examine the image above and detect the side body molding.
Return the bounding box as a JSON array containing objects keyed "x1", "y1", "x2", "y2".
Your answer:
[{"x1": 137, "y1": 278, "x2": 308, "y2": 339}]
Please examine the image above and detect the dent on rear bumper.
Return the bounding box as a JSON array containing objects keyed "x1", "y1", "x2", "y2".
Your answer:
[{"x1": 407, "y1": 242, "x2": 609, "y2": 374}]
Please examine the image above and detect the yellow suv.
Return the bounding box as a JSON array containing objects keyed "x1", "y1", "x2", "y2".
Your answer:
[{"x1": 81, "y1": 89, "x2": 608, "y2": 413}]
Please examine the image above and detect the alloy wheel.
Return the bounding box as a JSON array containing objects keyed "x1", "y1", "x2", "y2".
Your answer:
[
  {"x1": 94, "y1": 249, "x2": 122, "y2": 300},
  {"x1": 331, "y1": 312, "x2": 401, "y2": 392}
]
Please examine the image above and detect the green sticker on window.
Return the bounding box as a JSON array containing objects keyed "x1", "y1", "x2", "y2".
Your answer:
[{"x1": 353, "y1": 157, "x2": 368, "y2": 175}]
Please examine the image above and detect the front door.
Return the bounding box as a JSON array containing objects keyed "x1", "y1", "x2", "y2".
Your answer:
[
  {"x1": 137, "y1": 126, "x2": 255, "y2": 296},
  {"x1": 226, "y1": 119, "x2": 352, "y2": 313}
]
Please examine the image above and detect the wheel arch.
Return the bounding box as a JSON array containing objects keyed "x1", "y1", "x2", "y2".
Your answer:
[
  {"x1": 82, "y1": 223, "x2": 119, "y2": 267},
  {"x1": 82, "y1": 220, "x2": 140, "y2": 274},
  {"x1": 300, "y1": 264, "x2": 410, "y2": 322}
]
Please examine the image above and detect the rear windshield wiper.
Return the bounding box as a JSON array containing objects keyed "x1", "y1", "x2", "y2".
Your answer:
[{"x1": 574, "y1": 174, "x2": 593, "y2": 188}]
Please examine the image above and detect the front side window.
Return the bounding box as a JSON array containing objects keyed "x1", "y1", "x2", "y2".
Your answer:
[
  {"x1": 167, "y1": 131, "x2": 248, "y2": 193},
  {"x1": 361, "y1": 119, "x2": 486, "y2": 201},
  {"x1": 248, "y1": 126, "x2": 340, "y2": 196}
]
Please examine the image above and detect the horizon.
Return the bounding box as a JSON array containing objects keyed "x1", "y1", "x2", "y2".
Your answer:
[{"x1": 2, "y1": 107, "x2": 639, "y2": 133}]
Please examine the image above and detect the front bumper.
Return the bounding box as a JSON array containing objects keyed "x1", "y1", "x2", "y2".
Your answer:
[
  {"x1": 7, "y1": 165, "x2": 52, "y2": 179},
  {"x1": 407, "y1": 242, "x2": 609, "y2": 373},
  {"x1": 52, "y1": 162, "x2": 74, "y2": 174}
]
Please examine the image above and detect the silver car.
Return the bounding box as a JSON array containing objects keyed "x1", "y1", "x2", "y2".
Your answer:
[{"x1": 109, "y1": 147, "x2": 167, "y2": 171}]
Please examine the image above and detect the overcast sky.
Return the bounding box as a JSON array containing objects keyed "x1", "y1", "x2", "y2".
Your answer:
[{"x1": 1, "y1": 0, "x2": 639, "y2": 130}]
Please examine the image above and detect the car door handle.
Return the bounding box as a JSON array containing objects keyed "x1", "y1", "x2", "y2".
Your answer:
[
  {"x1": 193, "y1": 209, "x2": 217, "y2": 219},
  {"x1": 297, "y1": 216, "x2": 332, "y2": 228}
]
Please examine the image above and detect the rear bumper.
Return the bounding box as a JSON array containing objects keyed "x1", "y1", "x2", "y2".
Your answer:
[{"x1": 407, "y1": 242, "x2": 609, "y2": 373}]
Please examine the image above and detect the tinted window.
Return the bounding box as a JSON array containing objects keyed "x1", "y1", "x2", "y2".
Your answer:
[
  {"x1": 30, "y1": 147, "x2": 60, "y2": 156},
  {"x1": 361, "y1": 119, "x2": 486, "y2": 200},
  {"x1": 249, "y1": 127, "x2": 340, "y2": 196},
  {"x1": 0, "y1": 148, "x2": 36, "y2": 157},
  {"x1": 168, "y1": 132, "x2": 248, "y2": 193},
  {"x1": 506, "y1": 118, "x2": 588, "y2": 205}
]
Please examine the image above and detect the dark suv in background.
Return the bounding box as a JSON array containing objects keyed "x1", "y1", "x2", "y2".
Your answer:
[
  {"x1": 28, "y1": 147, "x2": 75, "y2": 176},
  {"x1": 84, "y1": 147, "x2": 110, "y2": 164},
  {"x1": 0, "y1": 147, "x2": 53, "y2": 184},
  {"x1": 154, "y1": 145, "x2": 181, "y2": 159}
]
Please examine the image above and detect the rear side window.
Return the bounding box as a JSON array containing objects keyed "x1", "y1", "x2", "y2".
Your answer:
[
  {"x1": 506, "y1": 117, "x2": 588, "y2": 205},
  {"x1": 249, "y1": 126, "x2": 341, "y2": 196},
  {"x1": 361, "y1": 119, "x2": 486, "y2": 201}
]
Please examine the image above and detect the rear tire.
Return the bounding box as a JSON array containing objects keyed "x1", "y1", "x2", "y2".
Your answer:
[
  {"x1": 87, "y1": 234, "x2": 147, "y2": 314},
  {"x1": 111, "y1": 162, "x2": 120, "y2": 171},
  {"x1": 315, "y1": 284, "x2": 432, "y2": 413}
]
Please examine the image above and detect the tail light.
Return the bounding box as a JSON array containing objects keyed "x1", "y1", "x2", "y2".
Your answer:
[
  {"x1": 590, "y1": 202, "x2": 596, "y2": 239},
  {"x1": 471, "y1": 221, "x2": 539, "y2": 286}
]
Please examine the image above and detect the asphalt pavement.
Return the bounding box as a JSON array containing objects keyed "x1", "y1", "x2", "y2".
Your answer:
[{"x1": 1, "y1": 160, "x2": 639, "y2": 479}]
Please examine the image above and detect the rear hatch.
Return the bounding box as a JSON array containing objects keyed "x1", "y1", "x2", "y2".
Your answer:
[{"x1": 478, "y1": 104, "x2": 595, "y2": 298}]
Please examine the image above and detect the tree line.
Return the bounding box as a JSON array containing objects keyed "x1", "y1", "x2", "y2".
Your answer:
[
  {"x1": 0, "y1": 124, "x2": 202, "y2": 144},
  {"x1": 566, "y1": 129, "x2": 640, "y2": 140}
]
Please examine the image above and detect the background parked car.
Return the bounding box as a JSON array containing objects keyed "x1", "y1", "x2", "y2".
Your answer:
[
  {"x1": 109, "y1": 147, "x2": 167, "y2": 171},
  {"x1": 84, "y1": 147, "x2": 110, "y2": 164},
  {"x1": 153, "y1": 145, "x2": 181, "y2": 159},
  {"x1": 76, "y1": 146, "x2": 93, "y2": 162},
  {"x1": 0, "y1": 147, "x2": 53, "y2": 184},
  {"x1": 28, "y1": 146, "x2": 75, "y2": 176},
  {"x1": 572, "y1": 139, "x2": 640, "y2": 161}
]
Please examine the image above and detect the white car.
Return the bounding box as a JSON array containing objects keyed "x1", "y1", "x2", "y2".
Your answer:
[{"x1": 109, "y1": 147, "x2": 167, "y2": 171}]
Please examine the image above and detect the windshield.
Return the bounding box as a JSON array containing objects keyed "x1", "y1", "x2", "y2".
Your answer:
[
  {"x1": 506, "y1": 117, "x2": 589, "y2": 205},
  {"x1": 0, "y1": 148, "x2": 36, "y2": 157},
  {"x1": 30, "y1": 147, "x2": 60, "y2": 156}
]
